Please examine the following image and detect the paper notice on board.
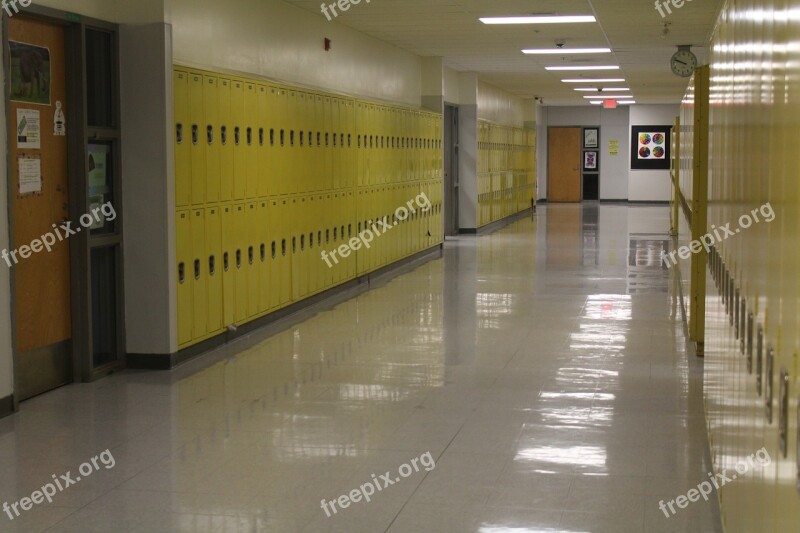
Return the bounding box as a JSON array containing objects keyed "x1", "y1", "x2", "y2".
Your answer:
[
  {"x1": 17, "y1": 109, "x2": 41, "y2": 149},
  {"x1": 608, "y1": 140, "x2": 620, "y2": 155},
  {"x1": 19, "y1": 157, "x2": 42, "y2": 194}
]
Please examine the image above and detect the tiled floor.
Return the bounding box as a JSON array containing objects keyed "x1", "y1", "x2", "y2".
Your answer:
[{"x1": 0, "y1": 204, "x2": 722, "y2": 532}]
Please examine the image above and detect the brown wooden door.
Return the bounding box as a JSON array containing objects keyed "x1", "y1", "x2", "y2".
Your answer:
[
  {"x1": 548, "y1": 127, "x2": 582, "y2": 202},
  {"x1": 8, "y1": 16, "x2": 72, "y2": 399}
]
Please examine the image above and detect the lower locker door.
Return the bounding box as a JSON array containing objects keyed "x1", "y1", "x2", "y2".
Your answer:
[
  {"x1": 176, "y1": 210, "x2": 193, "y2": 346},
  {"x1": 279, "y1": 199, "x2": 293, "y2": 306},
  {"x1": 246, "y1": 202, "x2": 260, "y2": 318},
  {"x1": 269, "y1": 200, "x2": 282, "y2": 310},
  {"x1": 206, "y1": 207, "x2": 223, "y2": 335},
  {"x1": 221, "y1": 205, "x2": 236, "y2": 326},
  {"x1": 191, "y1": 209, "x2": 208, "y2": 341},
  {"x1": 258, "y1": 201, "x2": 271, "y2": 313},
  {"x1": 233, "y1": 203, "x2": 248, "y2": 322}
]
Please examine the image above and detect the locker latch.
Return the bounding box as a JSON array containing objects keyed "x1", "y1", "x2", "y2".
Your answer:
[
  {"x1": 192, "y1": 124, "x2": 199, "y2": 145},
  {"x1": 221, "y1": 126, "x2": 228, "y2": 145},
  {"x1": 178, "y1": 262, "x2": 185, "y2": 284},
  {"x1": 209, "y1": 255, "x2": 216, "y2": 276},
  {"x1": 176, "y1": 123, "x2": 183, "y2": 144},
  {"x1": 207, "y1": 125, "x2": 214, "y2": 145},
  {"x1": 224, "y1": 252, "x2": 229, "y2": 272},
  {"x1": 236, "y1": 249, "x2": 242, "y2": 269},
  {"x1": 779, "y1": 367, "x2": 788, "y2": 457},
  {"x1": 757, "y1": 326, "x2": 764, "y2": 395},
  {"x1": 194, "y1": 259, "x2": 201, "y2": 280},
  {"x1": 765, "y1": 346, "x2": 774, "y2": 423}
]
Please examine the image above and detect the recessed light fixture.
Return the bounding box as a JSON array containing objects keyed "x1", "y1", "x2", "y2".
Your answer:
[
  {"x1": 562, "y1": 78, "x2": 625, "y2": 83},
  {"x1": 480, "y1": 15, "x2": 596, "y2": 24},
  {"x1": 582, "y1": 95, "x2": 631, "y2": 99},
  {"x1": 589, "y1": 100, "x2": 603, "y2": 105},
  {"x1": 574, "y1": 87, "x2": 629, "y2": 92},
  {"x1": 522, "y1": 48, "x2": 611, "y2": 54},
  {"x1": 618, "y1": 100, "x2": 637, "y2": 104},
  {"x1": 546, "y1": 65, "x2": 620, "y2": 71}
]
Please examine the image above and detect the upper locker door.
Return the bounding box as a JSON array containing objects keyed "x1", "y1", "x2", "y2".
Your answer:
[{"x1": 8, "y1": 17, "x2": 72, "y2": 400}]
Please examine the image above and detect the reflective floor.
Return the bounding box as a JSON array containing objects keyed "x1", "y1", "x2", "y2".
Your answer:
[{"x1": 0, "y1": 204, "x2": 722, "y2": 532}]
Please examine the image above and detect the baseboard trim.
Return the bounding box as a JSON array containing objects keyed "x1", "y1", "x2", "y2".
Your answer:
[
  {"x1": 475, "y1": 208, "x2": 534, "y2": 236},
  {"x1": 127, "y1": 244, "x2": 444, "y2": 371},
  {"x1": 0, "y1": 395, "x2": 14, "y2": 419}
]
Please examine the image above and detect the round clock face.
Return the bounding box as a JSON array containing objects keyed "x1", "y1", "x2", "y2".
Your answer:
[{"x1": 671, "y1": 49, "x2": 698, "y2": 77}]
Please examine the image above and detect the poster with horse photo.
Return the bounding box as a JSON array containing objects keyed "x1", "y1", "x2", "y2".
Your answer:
[{"x1": 9, "y1": 41, "x2": 51, "y2": 105}]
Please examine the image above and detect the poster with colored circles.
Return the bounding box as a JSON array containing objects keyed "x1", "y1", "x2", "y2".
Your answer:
[
  {"x1": 631, "y1": 126, "x2": 671, "y2": 170},
  {"x1": 638, "y1": 132, "x2": 666, "y2": 159}
]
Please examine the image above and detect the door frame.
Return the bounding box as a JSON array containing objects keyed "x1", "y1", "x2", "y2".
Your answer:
[
  {"x1": 547, "y1": 126, "x2": 583, "y2": 203},
  {"x1": 3, "y1": 6, "x2": 124, "y2": 407},
  {"x1": 443, "y1": 103, "x2": 458, "y2": 236}
]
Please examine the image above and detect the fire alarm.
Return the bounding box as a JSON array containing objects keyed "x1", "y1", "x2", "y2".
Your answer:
[{"x1": 324, "y1": 38, "x2": 331, "y2": 51}]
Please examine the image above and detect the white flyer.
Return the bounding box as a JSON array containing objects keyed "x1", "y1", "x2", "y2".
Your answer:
[{"x1": 17, "y1": 109, "x2": 41, "y2": 149}]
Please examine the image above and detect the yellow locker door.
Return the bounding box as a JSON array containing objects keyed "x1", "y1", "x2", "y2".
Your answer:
[
  {"x1": 218, "y1": 78, "x2": 234, "y2": 202},
  {"x1": 204, "y1": 75, "x2": 221, "y2": 204},
  {"x1": 356, "y1": 102, "x2": 365, "y2": 187},
  {"x1": 257, "y1": 85, "x2": 270, "y2": 198},
  {"x1": 176, "y1": 210, "x2": 193, "y2": 346},
  {"x1": 271, "y1": 86, "x2": 286, "y2": 196},
  {"x1": 300, "y1": 195, "x2": 311, "y2": 298},
  {"x1": 258, "y1": 200, "x2": 275, "y2": 313},
  {"x1": 233, "y1": 203, "x2": 248, "y2": 322},
  {"x1": 296, "y1": 91, "x2": 309, "y2": 194},
  {"x1": 323, "y1": 96, "x2": 334, "y2": 192},
  {"x1": 174, "y1": 70, "x2": 191, "y2": 208},
  {"x1": 206, "y1": 206, "x2": 223, "y2": 335},
  {"x1": 312, "y1": 94, "x2": 324, "y2": 192},
  {"x1": 347, "y1": 191, "x2": 357, "y2": 279},
  {"x1": 332, "y1": 99, "x2": 342, "y2": 191},
  {"x1": 322, "y1": 193, "x2": 333, "y2": 289},
  {"x1": 231, "y1": 80, "x2": 246, "y2": 200},
  {"x1": 246, "y1": 201, "x2": 260, "y2": 317},
  {"x1": 191, "y1": 209, "x2": 208, "y2": 341},
  {"x1": 189, "y1": 73, "x2": 206, "y2": 206},
  {"x1": 221, "y1": 204, "x2": 236, "y2": 327},
  {"x1": 286, "y1": 90, "x2": 299, "y2": 196},
  {"x1": 308, "y1": 195, "x2": 320, "y2": 294},
  {"x1": 267, "y1": 198, "x2": 281, "y2": 310},
  {"x1": 277, "y1": 198, "x2": 292, "y2": 305},
  {"x1": 245, "y1": 82, "x2": 259, "y2": 200},
  {"x1": 344, "y1": 100, "x2": 355, "y2": 189}
]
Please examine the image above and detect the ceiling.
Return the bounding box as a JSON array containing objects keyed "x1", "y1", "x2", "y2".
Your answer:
[{"x1": 283, "y1": 0, "x2": 726, "y2": 105}]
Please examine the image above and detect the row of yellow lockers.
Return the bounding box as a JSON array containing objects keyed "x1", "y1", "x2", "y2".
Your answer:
[
  {"x1": 177, "y1": 181, "x2": 443, "y2": 348},
  {"x1": 477, "y1": 169, "x2": 536, "y2": 227},
  {"x1": 174, "y1": 68, "x2": 443, "y2": 207}
]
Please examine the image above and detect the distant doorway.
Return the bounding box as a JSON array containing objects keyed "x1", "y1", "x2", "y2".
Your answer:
[{"x1": 547, "y1": 127, "x2": 582, "y2": 202}]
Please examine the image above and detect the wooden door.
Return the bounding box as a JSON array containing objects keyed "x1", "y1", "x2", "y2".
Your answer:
[
  {"x1": 548, "y1": 127, "x2": 582, "y2": 202},
  {"x1": 8, "y1": 16, "x2": 72, "y2": 399}
]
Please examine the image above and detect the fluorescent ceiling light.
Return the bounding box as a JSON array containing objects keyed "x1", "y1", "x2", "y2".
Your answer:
[
  {"x1": 574, "y1": 87, "x2": 629, "y2": 92},
  {"x1": 522, "y1": 48, "x2": 610, "y2": 54},
  {"x1": 480, "y1": 15, "x2": 596, "y2": 24},
  {"x1": 590, "y1": 101, "x2": 603, "y2": 105},
  {"x1": 546, "y1": 65, "x2": 620, "y2": 71},
  {"x1": 618, "y1": 100, "x2": 637, "y2": 104},
  {"x1": 582, "y1": 94, "x2": 631, "y2": 99},
  {"x1": 562, "y1": 78, "x2": 625, "y2": 83}
]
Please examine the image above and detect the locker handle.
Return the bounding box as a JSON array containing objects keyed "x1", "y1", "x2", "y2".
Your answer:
[
  {"x1": 236, "y1": 249, "x2": 242, "y2": 269},
  {"x1": 224, "y1": 252, "x2": 229, "y2": 272},
  {"x1": 270, "y1": 129, "x2": 275, "y2": 146},
  {"x1": 248, "y1": 246, "x2": 254, "y2": 265},
  {"x1": 333, "y1": 228, "x2": 338, "y2": 241},
  {"x1": 317, "y1": 132, "x2": 321, "y2": 146},
  {"x1": 209, "y1": 255, "x2": 216, "y2": 276},
  {"x1": 310, "y1": 233, "x2": 314, "y2": 249},
  {"x1": 194, "y1": 259, "x2": 201, "y2": 280},
  {"x1": 779, "y1": 367, "x2": 789, "y2": 458},
  {"x1": 280, "y1": 130, "x2": 285, "y2": 146},
  {"x1": 300, "y1": 235, "x2": 305, "y2": 251},
  {"x1": 292, "y1": 237, "x2": 297, "y2": 253},
  {"x1": 235, "y1": 127, "x2": 241, "y2": 146},
  {"x1": 259, "y1": 128, "x2": 265, "y2": 146},
  {"x1": 765, "y1": 346, "x2": 774, "y2": 423},
  {"x1": 191, "y1": 124, "x2": 199, "y2": 145},
  {"x1": 176, "y1": 123, "x2": 184, "y2": 144},
  {"x1": 282, "y1": 239, "x2": 287, "y2": 256},
  {"x1": 221, "y1": 126, "x2": 228, "y2": 145},
  {"x1": 178, "y1": 262, "x2": 186, "y2": 284},
  {"x1": 348, "y1": 224, "x2": 352, "y2": 238},
  {"x1": 299, "y1": 131, "x2": 304, "y2": 147},
  {"x1": 260, "y1": 244, "x2": 266, "y2": 262},
  {"x1": 326, "y1": 229, "x2": 330, "y2": 244},
  {"x1": 318, "y1": 231, "x2": 322, "y2": 246},
  {"x1": 271, "y1": 242, "x2": 276, "y2": 259},
  {"x1": 247, "y1": 127, "x2": 253, "y2": 146},
  {"x1": 290, "y1": 130, "x2": 295, "y2": 146},
  {"x1": 207, "y1": 125, "x2": 214, "y2": 145}
]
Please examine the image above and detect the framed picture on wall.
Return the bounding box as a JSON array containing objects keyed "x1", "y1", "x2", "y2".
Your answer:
[
  {"x1": 584, "y1": 151, "x2": 598, "y2": 171},
  {"x1": 631, "y1": 125, "x2": 671, "y2": 170},
  {"x1": 584, "y1": 128, "x2": 599, "y2": 148}
]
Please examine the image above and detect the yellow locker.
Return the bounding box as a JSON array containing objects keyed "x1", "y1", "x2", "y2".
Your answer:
[
  {"x1": 323, "y1": 96, "x2": 334, "y2": 191},
  {"x1": 321, "y1": 193, "x2": 334, "y2": 289},
  {"x1": 206, "y1": 206, "x2": 223, "y2": 335},
  {"x1": 204, "y1": 75, "x2": 221, "y2": 204},
  {"x1": 245, "y1": 82, "x2": 259, "y2": 200},
  {"x1": 174, "y1": 70, "x2": 191, "y2": 208},
  {"x1": 313, "y1": 94, "x2": 324, "y2": 192},
  {"x1": 347, "y1": 191, "x2": 357, "y2": 280},
  {"x1": 219, "y1": 78, "x2": 234, "y2": 202},
  {"x1": 257, "y1": 85, "x2": 270, "y2": 198},
  {"x1": 286, "y1": 90, "x2": 299, "y2": 196},
  {"x1": 343, "y1": 100, "x2": 355, "y2": 189},
  {"x1": 296, "y1": 91, "x2": 309, "y2": 194},
  {"x1": 189, "y1": 73, "x2": 206, "y2": 206},
  {"x1": 278, "y1": 198, "x2": 293, "y2": 305},
  {"x1": 233, "y1": 203, "x2": 248, "y2": 321},
  {"x1": 270, "y1": 86, "x2": 286, "y2": 196},
  {"x1": 231, "y1": 80, "x2": 246, "y2": 200},
  {"x1": 308, "y1": 195, "x2": 320, "y2": 294},
  {"x1": 176, "y1": 210, "x2": 193, "y2": 346},
  {"x1": 299, "y1": 195, "x2": 310, "y2": 298},
  {"x1": 332, "y1": 98, "x2": 342, "y2": 191},
  {"x1": 221, "y1": 204, "x2": 236, "y2": 326},
  {"x1": 257, "y1": 200, "x2": 271, "y2": 313},
  {"x1": 267, "y1": 199, "x2": 283, "y2": 309},
  {"x1": 246, "y1": 201, "x2": 260, "y2": 317},
  {"x1": 191, "y1": 208, "x2": 208, "y2": 340}
]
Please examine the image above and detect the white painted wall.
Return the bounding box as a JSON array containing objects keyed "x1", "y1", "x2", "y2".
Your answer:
[
  {"x1": 629, "y1": 105, "x2": 679, "y2": 201},
  {"x1": 166, "y1": 0, "x2": 423, "y2": 107},
  {"x1": 443, "y1": 67, "x2": 459, "y2": 105},
  {"x1": 36, "y1": 0, "x2": 165, "y2": 23},
  {"x1": 539, "y1": 104, "x2": 678, "y2": 202},
  {"x1": 477, "y1": 80, "x2": 524, "y2": 127}
]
